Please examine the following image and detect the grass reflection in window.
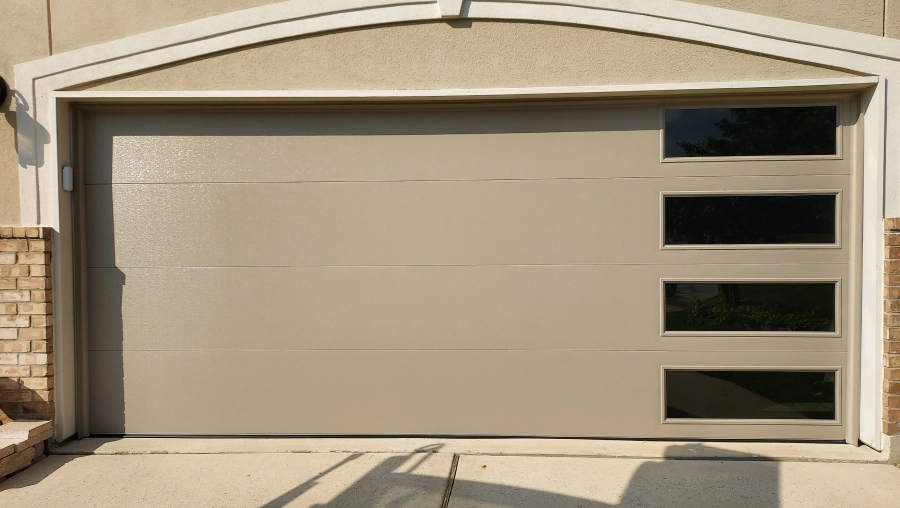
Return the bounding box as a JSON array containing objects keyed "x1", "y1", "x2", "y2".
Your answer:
[
  {"x1": 665, "y1": 370, "x2": 836, "y2": 420},
  {"x1": 665, "y1": 282, "x2": 836, "y2": 332}
]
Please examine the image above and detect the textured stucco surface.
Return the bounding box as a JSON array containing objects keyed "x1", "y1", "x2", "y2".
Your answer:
[
  {"x1": 0, "y1": 100, "x2": 22, "y2": 226},
  {"x1": 1, "y1": 7, "x2": 876, "y2": 224},
  {"x1": 683, "y1": 0, "x2": 885, "y2": 35},
  {"x1": 48, "y1": 0, "x2": 283, "y2": 54},
  {"x1": 81, "y1": 21, "x2": 857, "y2": 92},
  {"x1": 0, "y1": 0, "x2": 51, "y2": 226},
  {"x1": 887, "y1": 0, "x2": 900, "y2": 39},
  {"x1": 45, "y1": 0, "x2": 894, "y2": 53}
]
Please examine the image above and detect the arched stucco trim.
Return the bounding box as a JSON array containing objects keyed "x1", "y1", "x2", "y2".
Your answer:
[
  {"x1": 13, "y1": 0, "x2": 900, "y2": 223},
  {"x1": 14, "y1": 0, "x2": 900, "y2": 221}
]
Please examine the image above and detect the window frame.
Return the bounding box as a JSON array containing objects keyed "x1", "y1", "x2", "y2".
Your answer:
[
  {"x1": 659, "y1": 189, "x2": 843, "y2": 251},
  {"x1": 659, "y1": 101, "x2": 843, "y2": 163},
  {"x1": 659, "y1": 278, "x2": 842, "y2": 337},
  {"x1": 660, "y1": 366, "x2": 842, "y2": 425}
]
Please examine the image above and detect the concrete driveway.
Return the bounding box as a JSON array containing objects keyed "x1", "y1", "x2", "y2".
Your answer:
[{"x1": 0, "y1": 438, "x2": 898, "y2": 507}]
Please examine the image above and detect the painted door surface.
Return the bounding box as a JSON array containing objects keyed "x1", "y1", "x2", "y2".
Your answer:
[{"x1": 82, "y1": 101, "x2": 857, "y2": 438}]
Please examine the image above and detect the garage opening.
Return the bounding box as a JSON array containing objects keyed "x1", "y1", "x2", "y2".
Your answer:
[{"x1": 77, "y1": 96, "x2": 859, "y2": 439}]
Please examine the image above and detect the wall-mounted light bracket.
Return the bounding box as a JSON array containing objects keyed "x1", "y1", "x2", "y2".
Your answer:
[{"x1": 0, "y1": 76, "x2": 8, "y2": 105}]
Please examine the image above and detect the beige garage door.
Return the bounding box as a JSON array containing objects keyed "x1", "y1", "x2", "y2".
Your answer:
[{"x1": 81, "y1": 99, "x2": 859, "y2": 439}]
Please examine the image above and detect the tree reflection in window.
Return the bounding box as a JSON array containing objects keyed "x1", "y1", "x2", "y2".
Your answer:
[
  {"x1": 665, "y1": 106, "x2": 837, "y2": 158},
  {"x1": 665, "y1": 194, "x2": 837, "y2": 245}
]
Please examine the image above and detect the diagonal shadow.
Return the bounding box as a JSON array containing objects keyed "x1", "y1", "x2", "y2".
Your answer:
[
  {"x1": 259, "y1": 442, "x2": 779, "y2": 508},
  {"x1": 446, "y1": 443, "x2": 779, "y2": 508},
  {"x1": 259, "y1": 453, "x2": 365, "y2": 508},
  {"x1": 309, "y1": 454, "x2": 446, "y2": 508}
]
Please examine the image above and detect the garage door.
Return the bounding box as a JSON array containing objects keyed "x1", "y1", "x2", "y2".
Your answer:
[{"x1": 81, "y1": 98, "x2": 858, "y2": 439}]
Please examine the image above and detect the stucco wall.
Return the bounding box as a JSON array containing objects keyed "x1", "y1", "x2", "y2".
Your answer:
[
  {"x1": 43, "y1": 0, "x2": 893, "y2": 54},
  {"x1": 80, "y1": 21, "x2": 857, "y2": 92},
  {"x1": 0, "y1": 2, "x2": 887, "y2": 223},
  {"x1": 0, "y1": 1, "x2": 51, "y2": 226},
  {"x1": 888, "y1": 0, "x2": 900, "y2": 39},
  {"x1": 48, "y1": 0, "x2": 284, "y2": 54},
  {"x1": 683, "y1": 0, "x2": 885, "y2": 35}
]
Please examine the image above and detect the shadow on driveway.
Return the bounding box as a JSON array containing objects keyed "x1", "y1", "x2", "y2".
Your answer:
[
  {"x1": 271, "y1": 442, "x2": 779, "y2": 507},
  {"x1": 0, "y1": 441, "x2": 784, "y2": 507}
]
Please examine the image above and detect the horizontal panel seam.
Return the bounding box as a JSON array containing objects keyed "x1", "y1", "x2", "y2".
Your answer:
[
  {"x1": 82, "y1": 175, "x2": 855, "y2": 185},
  {"x1": 85, "y1": 263, "x2": 852, "y2": 269},
  {"x1": 86, "y1": 349, "x2": 852, "y2": 353}
]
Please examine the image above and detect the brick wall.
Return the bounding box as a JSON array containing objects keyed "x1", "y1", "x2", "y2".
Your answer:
[
  {"x1": 884, "y1": 219, "x2": 900, "y2": 437},
  {"x1": 0, "y1": 227, "x2": 53, "y2": 423}
]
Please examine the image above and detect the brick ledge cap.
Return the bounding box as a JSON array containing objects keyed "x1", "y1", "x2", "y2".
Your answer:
[
  {"x1": 0, "y1": 420, "x2": 52, "y2": 440},
  {"x1": 0, "y1": 439, "x2": 15, "y2": 460}
]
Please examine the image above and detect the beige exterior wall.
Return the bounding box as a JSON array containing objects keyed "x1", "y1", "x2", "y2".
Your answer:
[
  {"x1": 0, "y1": 2, "x2": 891, "y2": 224},
  {"x1": 683, "y1": 0, "x2": 885, "y2": 35},
  {"x1": 0, "y1": 1, "x2": 49, "y2": 92},
  {"x1": 48, "y1": 0, "x2": 284, "y2": 54},
  {"x1": 44, "y1": 0, "x2": 895, "y2": 54},
  {"x1": 0, "y1": 0, "x2": 51, "y2": 226},
  {"x1": 887, "y1": 0, "x2": 900, "y2": 39},
  {"x1": 80, "y1": 22, "x2": 858, "y2": 92}
]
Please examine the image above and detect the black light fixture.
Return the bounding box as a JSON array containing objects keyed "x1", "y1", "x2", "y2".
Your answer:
[{"x1": 0, "y1": 76, "x2": 7, "y2": 105}]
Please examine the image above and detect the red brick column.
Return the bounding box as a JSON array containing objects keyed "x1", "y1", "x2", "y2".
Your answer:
[
  {"x1": 0, "y1": 227, "x2": 54, "y2": 424},
  {"x1": 883, "y1": 219, "x2": 900, "y2": 437}
]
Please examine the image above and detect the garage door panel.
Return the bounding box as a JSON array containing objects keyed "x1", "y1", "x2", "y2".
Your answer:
[
  {"x1": 82, "y1": 103, "x2": 857, "y2": 439},
  {"x1": 87, "y1": 349, "x2": 846, "y2": 438},
  {"x1": 83, "y1": 109, "x2": 849, "y2": 185},
  {"x1": 86, "y1": 263, "x2": 849, "y2": 352},
  {"x1": 85, "y1": 176, "x2": 851, "y2": 268},
  {"x1": 88, "y1": 264, "x2": 652, "y2": 352},
  {"x1": 88, "y1": 351, "x2": 125, "y2": 434},
  {"x1": 83, "y1": 107, "x2": 662, "y2": 185}
]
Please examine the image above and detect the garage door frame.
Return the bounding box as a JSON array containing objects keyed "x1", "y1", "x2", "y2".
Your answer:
[{"x1": 57, "y1": 85, "x2": 872, "y2": 443}]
